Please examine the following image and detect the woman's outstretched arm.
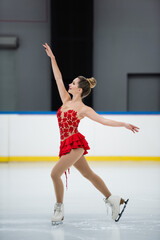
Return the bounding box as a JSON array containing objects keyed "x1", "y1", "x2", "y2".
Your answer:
[
  {"x1": 43, "y1": 43, "x2": 71, "y2": 104},
  {"x1": 83, "y1": 106, "x2": 139, "y2": 133}
]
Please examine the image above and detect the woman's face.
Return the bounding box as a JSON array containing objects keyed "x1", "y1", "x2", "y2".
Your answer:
[{"x1": 68, "y1": 78, "x2": 81, "y2": 95}]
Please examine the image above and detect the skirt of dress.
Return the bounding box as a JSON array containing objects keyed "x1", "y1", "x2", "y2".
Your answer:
[
  {"x1": 59, "y1": 132, "x2": 90, "y2": 158},
  {"x1": 58, "y1": 132, "x2": 90, "y2": 189}
]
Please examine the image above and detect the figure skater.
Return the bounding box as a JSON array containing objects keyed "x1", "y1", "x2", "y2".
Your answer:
[{"x1": 43, "y1": 43, "x2": 139, "y2": 224}]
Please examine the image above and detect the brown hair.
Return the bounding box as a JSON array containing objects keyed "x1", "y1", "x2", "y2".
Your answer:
[{"x1": 78, "y1": 76, "x2": 97, "y2": 99}]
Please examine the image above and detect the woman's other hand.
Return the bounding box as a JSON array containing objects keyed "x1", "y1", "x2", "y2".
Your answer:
[
  {"x1": 43, "y1": 43, "x2": 55, "y2": 58},
  {"x1": 124, "y1": 123, "x2": 140, "y2": 133}
]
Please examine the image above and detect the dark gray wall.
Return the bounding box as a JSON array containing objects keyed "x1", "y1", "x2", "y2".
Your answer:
[
  {"x1": 1, "y1": 0, "x2": 159, "y2": 112},
  {"x1": 0, "y1": 0, "x2": 51, "y2": 111},
  {"x1": 93, "y1": 0, "x2": 160, "y2": 111}
]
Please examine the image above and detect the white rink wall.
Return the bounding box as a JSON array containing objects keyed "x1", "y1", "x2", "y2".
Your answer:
[{"x1": 0, "y1": 113, "x2": 160, "y2": 158}]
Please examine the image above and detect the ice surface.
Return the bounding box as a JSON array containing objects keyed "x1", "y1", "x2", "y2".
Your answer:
[{"x1": 0, "y1": 161, "x2": 160, "y2": 240}]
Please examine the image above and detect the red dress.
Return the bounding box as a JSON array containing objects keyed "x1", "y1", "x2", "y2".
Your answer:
[{"x1": 57, "y1": 106, "x2": 90, "y2": 189}]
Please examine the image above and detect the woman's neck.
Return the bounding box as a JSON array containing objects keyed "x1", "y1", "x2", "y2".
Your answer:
[{"x1": 71, "y1": 94, "x2": 83, "y2": 103}]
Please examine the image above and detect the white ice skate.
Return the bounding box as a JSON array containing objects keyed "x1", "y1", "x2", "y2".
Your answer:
[
  {"x1": 51, "y1": 203, "x2": 64, "y2": 225},
  {"x1": 104, "y1": 195, "x2": 129, "y2": 222}
]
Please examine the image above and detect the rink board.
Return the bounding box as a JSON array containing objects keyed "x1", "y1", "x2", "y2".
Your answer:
[{"x1": 0, "y1": 112, "x2": 160, "y2": 161}]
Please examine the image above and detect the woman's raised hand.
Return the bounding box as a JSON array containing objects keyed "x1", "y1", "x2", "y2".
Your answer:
[
  {"x1": 124, "y1": 123, "x2": 140, "y2": 133},
  {"x1": 42, "y1": 43, "x2": 55, "y2": 58}
]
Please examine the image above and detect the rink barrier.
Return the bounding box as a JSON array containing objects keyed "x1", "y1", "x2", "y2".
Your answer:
[
  {"x1": 0, "y1": 111, "x2": 160, "y2": 160},
  {"x1": 0, "y1": 156, "x2": 160, "y2": 162}
]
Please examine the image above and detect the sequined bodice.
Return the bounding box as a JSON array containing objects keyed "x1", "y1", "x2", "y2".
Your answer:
[{"x1": 57, "y1": 106, "x2": 81, "y2": 141}]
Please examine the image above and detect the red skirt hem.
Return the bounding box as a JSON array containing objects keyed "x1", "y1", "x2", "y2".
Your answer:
[{"x1": 59, "y1": 132, "x2": 90, "y2": 158}]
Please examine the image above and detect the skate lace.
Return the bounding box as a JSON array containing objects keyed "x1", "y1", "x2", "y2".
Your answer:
[
  {"x1": 54, "y1": 206, "x2": 62, "y2": 213},
  {"x1": 54, "y1": 204, "x2": 62, "y2": 213}
]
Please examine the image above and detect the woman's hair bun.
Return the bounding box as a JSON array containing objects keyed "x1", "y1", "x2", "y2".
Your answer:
[{"x1": 86, "y1": 77, "x2": 97, "y2": 89}]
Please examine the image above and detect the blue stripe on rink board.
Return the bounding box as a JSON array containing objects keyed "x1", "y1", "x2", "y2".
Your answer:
[
  {"x1": 97, "y1": 111, "x2": 160, "y2": 115},
  {"x1": 0, "y1": 111, "x2": 160, "y2": 115}
]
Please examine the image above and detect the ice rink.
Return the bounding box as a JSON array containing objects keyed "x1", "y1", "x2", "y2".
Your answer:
[{"x1": 0, "y1": 161, "x2": 160, "y2": 240}]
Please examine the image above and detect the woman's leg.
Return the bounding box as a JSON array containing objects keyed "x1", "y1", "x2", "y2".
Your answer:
[
  {"x1": 73, "y1": 155, "x2": 111, "y2": 198},
  {"x1": 51, "y1": 148, "x2": 85, "y2": 203}
]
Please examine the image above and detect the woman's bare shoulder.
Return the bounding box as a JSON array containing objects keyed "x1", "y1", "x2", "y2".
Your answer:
[
  {"x1": 79, "y1": 104, "x2": 92, "y2": 117},
  {"x1": 81, "y1": 104, "x2": 91, "y2": 111}
]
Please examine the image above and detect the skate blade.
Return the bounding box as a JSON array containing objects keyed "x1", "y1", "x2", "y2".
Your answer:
[
  {"x1": 52, "y1": 217, "x2": 64, "y2": 226},
  {"x1": 115, "y1": 199, "x2": 129, "y2": 222},
  {"x1": 52, "y1": 221, "x2": 63, "y2": 226}
]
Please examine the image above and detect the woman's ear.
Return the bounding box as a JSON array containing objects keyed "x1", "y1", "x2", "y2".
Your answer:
[{"x1": 78, "y1": 88, "x2": 82, "y2": 94}]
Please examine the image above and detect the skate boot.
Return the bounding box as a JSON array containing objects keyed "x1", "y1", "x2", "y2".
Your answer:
[
  {"x1": 104, "y1": 195, "x2": 129, "y2": 222},
  {"x1": 51, "y1": 203, "x2": 64, "y2": 225}
]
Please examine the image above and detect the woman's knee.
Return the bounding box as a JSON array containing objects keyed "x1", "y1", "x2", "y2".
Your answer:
[{"x1": 51, "y1": 169, "x2": 60, "y2": 181}]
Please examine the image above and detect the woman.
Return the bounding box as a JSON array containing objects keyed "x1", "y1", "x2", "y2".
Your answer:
[{"x1": 43, "y1": 43, "x2": 139, "y2": 224}]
